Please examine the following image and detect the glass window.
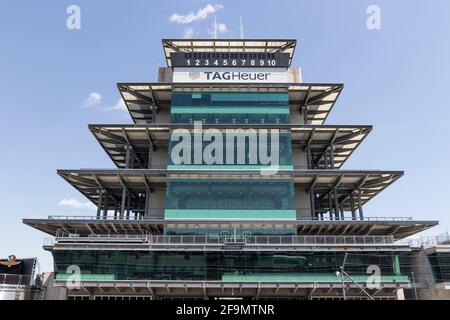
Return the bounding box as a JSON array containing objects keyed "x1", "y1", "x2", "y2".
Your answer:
[{"x1": 53, "y1": 251, "x2": 411, "y2": 282}]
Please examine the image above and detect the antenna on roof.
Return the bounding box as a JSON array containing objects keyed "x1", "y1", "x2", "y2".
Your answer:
[
  {"x1": 214, "y1": 15, "x2": 218, "y2": 39},
  {"x1": 240, "y1": 16, "x2": 244, "y2": 39}
]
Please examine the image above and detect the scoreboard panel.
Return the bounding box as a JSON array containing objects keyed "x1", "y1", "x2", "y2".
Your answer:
[{"x1": 170, "y1": 52, "x2": 290, "y2": 68}]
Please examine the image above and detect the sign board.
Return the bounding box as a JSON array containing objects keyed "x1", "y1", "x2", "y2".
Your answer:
[
  {"x1": 170, "y1": 52, "x2": 290, "y2": 68},
  {"x1": 173, "y1": 68, "x2": 288, "y2": 84}
]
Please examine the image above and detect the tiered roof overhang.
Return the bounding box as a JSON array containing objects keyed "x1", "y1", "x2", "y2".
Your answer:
[
  {"x1": 56, "y1": 169, "x2": 401, "y2": 212},
  {"x1": 23, "y1": 216, "x2": 437, "y2": 240},
  {"x1": 162, "y1": 39, "x2": 297, "y2": 67},
  {"x1": 117, "y1": 83, "x2": 343, "y2": 125},
  {"x1": 89, "y1": 124, "x2": 372, "y2": 169}
]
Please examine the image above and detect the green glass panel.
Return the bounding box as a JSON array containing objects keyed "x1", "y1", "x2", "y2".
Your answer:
[
  {"x1": 165, "y1": 179, "x2": 295, "y2": 211},
  {"x1": 171, "y1": 91, "x2": 290, "y2": 124},
  {"x1": 164, "y1": 209, "x2": 297, "y2": 220},
  {"x1": 168, "y1": 133, "x2": 292, "y2": 167},
  {"x1": 52, "y1": 251, "x2": 411, "y2": 282}
]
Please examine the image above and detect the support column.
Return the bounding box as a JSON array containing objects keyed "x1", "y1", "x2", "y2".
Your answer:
[
  {"x1": 310, "y1": 189, "x2": 316, "y2": 219},
  {"x1": 125, "y1": 145, "x2": 131, "y2": 169},
  {"x1": 102, "y1": 192, "x2": 109, "y2": 219},
  {"x1": 357, "y1": 189, "x2": 364, "y2": 220},
  {"x1": 126, "y1": 192, "x2": 131, "y2": 219},
  {"x1": 339, "y1": 205, "x2": 345, "y2": 220},
  {"x1": 306, "y1": 146, "x2": 312, "y2": 169},
  {"x1": 114, "y1": 204, "x2": 118, "y2": 220},
  {"x1": 350, "y1": 194, "x2": 357, "y2": 220},
  {"x1": 334, "y1": 190, "x2": 339, "y2": 220},
  {"x1": 120, "y1": 187, "x2": 127, "y2": 219},
  {"x1": 144, "y1": 187, "x2": 150, "y2": 218},
  {"x1": 147, "y1": 146, "x2": 153, "y2": 169},
  {"x1": 324, "y1": 151, "x2": 330, "y2": 169},
  {"x1": 151, "y1": 106, "x2": 157, "y2": 123},
  {"x1": 329, "y1": 145, "x2": 335, "y2": 169},
  {"x1": 328, "y1": 194, "x2": 333, "y2": 220},
  {"x1": 96, "y1": 189, "x2": 104, "y2": 219}
]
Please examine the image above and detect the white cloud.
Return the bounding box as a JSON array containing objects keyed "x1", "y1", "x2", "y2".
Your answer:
[
  {"x1": 83, "y1": 92, "x2": 102, "y2": 108},
  {"x1": 183, "y1": 27, "x2": 195, "y2": 39},
  {"x1": 105, "y1": 99, "x2": 127, "y2": 112},
  {"x1": 169, "y1": 4, "x2": 223, "y2": 24},
  {"x1": 58, "y1": 198, "x2": 96, "y2": 210}
]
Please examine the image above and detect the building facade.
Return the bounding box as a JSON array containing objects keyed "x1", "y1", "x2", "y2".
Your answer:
[{"x1": 24, "y1": 39, "x2": 440, "y2": 300}]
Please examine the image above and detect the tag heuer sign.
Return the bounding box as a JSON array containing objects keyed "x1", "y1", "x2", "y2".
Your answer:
[{"x1": 173, "y1": 68, "x2": 288, "y2": 83}]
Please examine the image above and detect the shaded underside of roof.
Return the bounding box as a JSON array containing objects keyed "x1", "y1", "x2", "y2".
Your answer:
[
  {"x1": 23, "y1": 217, "x2": 437, "y2": 240},
  {"x1": 117, "y1": 83, "x2": 343, "y2": 125},
  {"x1": 55, "y1": 169, "x2": 402, "y2": 213},
  {"x1": 89, "y1": 124, "x2": 372, "y2": 170}
]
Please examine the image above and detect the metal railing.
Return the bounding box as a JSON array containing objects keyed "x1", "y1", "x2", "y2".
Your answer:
[
  {"x1": 0, "y1": 274, "x2": 32, "y2": 286},
  {"x1": 398, "y1": 233, "x2": 450, "y2": 249},
  {"x1": 149, "y1": 235, "x2": 396, "y2": 245},
  {"x1": 46, "y1": 213, "x2": 412, "y2": 222},
  {"x1": 48, "y1": 234, "x2": 397, "y2": 246}
]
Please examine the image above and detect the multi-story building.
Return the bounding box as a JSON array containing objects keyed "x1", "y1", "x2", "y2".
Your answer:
[{"x1": 23, "y1": 39, "x2": 439, "y2": 300}]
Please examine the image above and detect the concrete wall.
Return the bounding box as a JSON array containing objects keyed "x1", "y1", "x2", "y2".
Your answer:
[
  {"x1": 149, "y1": 147, "x2": 168, "y2": 168},
  {"x1": 290, "y1": 111, "x2": 306, "y2": 125},
  {"x1": 41, "y1": 272, "x2": 67, "y2": 300},
  {"x1": 147, "y1": 189, "x2": 166, "y2": 219},
  {"x1": 292, "y1": 148, "x2": 308, "y2": 169},
  {"x1": 295, "y1": 187, "x2": 312, "y2": 219},
  {"x1": 158, "y1": 67, "x2": 172, "y2": 83},
  {"x1": 287, "y1": 67, "x2": 302, "y2": 83},
  {"x1": 155, "y1": 109, "x2": 170, "y2": 123}
]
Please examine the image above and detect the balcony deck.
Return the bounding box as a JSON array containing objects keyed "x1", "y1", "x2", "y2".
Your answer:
[
  {"x1": 44, "y1": 234, "x2": 411, "y2": 252},
  {"x1": 24, "y1": 215, "x2": 437, "y2": 240},
  {"x1": 57, "y1": 278, "x2": 409, "y2": 299}
]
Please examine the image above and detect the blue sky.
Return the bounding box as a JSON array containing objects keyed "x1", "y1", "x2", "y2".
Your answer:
[{"x1": 1, "y1": 0, "x2": 450, "y2": 271}]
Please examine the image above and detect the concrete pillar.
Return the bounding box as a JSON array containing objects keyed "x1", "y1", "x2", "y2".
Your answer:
[
  {"x1": 144, "y1": 188, "x2": 150, "y2": 218},
  {"x1": 152, "y1": 106, "x2": 157, "y2": 123},
  {"x1": 126, "y1": 192, "x2": 131, "y2": 219},
  {"x1": 329, "y1": 146, "x2": 335, "y2": 169},
  {"x1": 328, "y1": 194, "x2": 333, "y2": 220},
  {"x1": 350, "y1": 195, "x2": 357, "y2": 220},
  {"x1": 324, "y1": 151, "x2": 329, "y2": 169},
  {"x1": 334, "y1": 190, "x2": 339, "y2": 220},
  {"x1": 120, "y1": 187, "x2": 127, "y2": 219},
  {"x1": 358, "y1": 189, "x2": 364, "y2": 220},
  {"x1": 125, "y1": 145, "x2": 131, "y2": 169},
  {"x1": 102, "y1": 192, "x2": 109, "y2": 219},
  {"x1": 340, "y1": 205, "x2": 345, "y2": 220},
  {"x1": 306, "y1": 147, "x2": 312, "y2": 169},
  {"x1": 147, "y1": 146, "x2": 153, "y2": 169},
  {"x1": 96, "y1": 190, "x2": 103, "y2": 219},
  {"x1": 310, "y1": 189, "x2": 316, "y2": 219}
]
